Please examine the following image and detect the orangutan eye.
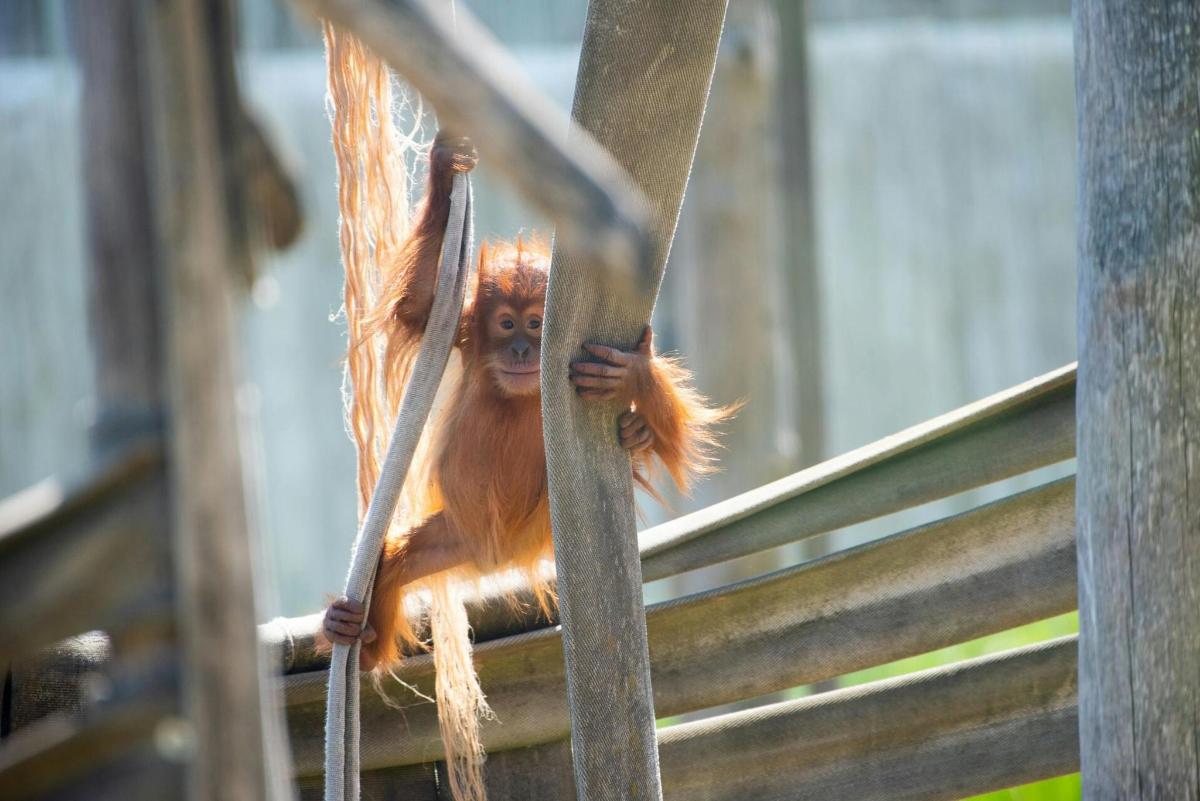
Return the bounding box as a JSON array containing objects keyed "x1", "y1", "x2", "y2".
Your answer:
[
  {"x1": 500, "y1": 319, "x2": 515, "y2": 330},
  {"x1": 527, "y1": 318, "x2": 541, "y2": 330}
]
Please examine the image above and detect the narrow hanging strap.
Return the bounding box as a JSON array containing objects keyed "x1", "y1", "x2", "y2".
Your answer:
[{"x1": 324, "y1": 173, "x2": 474, "y2": 801}]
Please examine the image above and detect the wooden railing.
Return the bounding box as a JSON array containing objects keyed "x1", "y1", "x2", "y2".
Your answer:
[
  {"x1": 268, "y1": 364, "x2": 1081, "y2": 798},
  {"x1": 0, "y1": 0, "x2": 1086, "y2": 798}
]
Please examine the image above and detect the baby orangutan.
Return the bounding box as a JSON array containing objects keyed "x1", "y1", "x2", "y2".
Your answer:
[{"x1": 323, "y1": 134, "x2": 728, "y2": 670}]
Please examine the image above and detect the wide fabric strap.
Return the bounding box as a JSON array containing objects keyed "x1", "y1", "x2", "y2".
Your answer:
[
  {"x1": 324, "y1": 173, "x2": 474, "y2": 801},
  {"x1": 540, "y1": 1, "x2": 729, "y2": 800}
]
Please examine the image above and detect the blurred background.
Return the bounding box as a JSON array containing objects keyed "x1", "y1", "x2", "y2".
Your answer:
[{"x1": 1, "y1": 1, "x2": 1077, "y2": 797}]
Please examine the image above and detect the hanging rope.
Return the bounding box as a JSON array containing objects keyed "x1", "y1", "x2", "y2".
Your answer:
[
  {"x1": 323, "y1": 173, "x2": 473, "y2": 801},
  {"x1": 320, "y1": 21, "x2": 477, "y2": 801}
]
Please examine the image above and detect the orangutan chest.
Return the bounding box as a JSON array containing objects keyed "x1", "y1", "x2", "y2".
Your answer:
[{"x1": 435, "y1": 412, "x2": 547, "y2": 519}]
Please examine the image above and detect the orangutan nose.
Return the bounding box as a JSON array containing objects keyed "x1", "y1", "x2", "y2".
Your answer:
[{"x1": 511, "y1": 339, "x2": 531, "y2": 360}]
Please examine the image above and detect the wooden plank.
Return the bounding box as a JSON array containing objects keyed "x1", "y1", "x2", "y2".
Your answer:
[
  {"x1": 0, "y1": 687, "x2": 176, "y2": 801},
  {"x1": 655, "y1": 637, "x2": 1079, "y2": 801},
  {"x1": 0, "y1": 442, "x2": 161, "y2": 543},
  {"x1": 0, "y1": 445, "x2": 170, "y2": 665},
  {"x1": 137, "y1": 1, "x2": 282, "y2": 798},
  {"x1": 67, "y1": 5, "x2": 187, "y2": 799},
  {"x1": 345, "y1": 638, "x2": 1078, "y2": 800},
  {"x1": 76, "y1": 0, "x2": 164, "y2": 451},
  {"x1": 773, "y1": 0, "x2": 824, "y2": 468},
  {"x1": 267, "y1": 368, "x2": 1079, "y2": 673},
  {"x1": 282, "y1": 477, "x2": 1077, "y2": 773},
  {"x1": 1073, "y1": 1, "x2": 1200, "y2": 796},
  {"x1": 288, "y1": 0, "x2": 654, "y2": 293},
  {"x1": 640, "y1": 362, "x2": 1076, "y2": 580}
]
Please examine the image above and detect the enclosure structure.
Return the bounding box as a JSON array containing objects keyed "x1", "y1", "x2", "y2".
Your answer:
[{"x1": 1, "y1": 0, "x2": 1198, "y2": 800}]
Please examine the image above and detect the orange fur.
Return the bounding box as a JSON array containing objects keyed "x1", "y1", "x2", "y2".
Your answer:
[
  {"x1": 360, "y1": 218, "x2": 730, "y2": 667},
  {"x1": 329, "y1": 136, "x2": 729, "y2": 801}
]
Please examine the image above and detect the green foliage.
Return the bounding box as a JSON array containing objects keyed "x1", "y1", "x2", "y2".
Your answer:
[{"x1": 963, "y1": 772, "x2": 1080, "y2": 801}]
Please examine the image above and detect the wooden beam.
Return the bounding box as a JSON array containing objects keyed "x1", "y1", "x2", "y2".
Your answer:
[
  {"x1": 1073, "y1": 0, "x2": 1200, "y2": 795},
  {"x1": 267, "y1": 367, "x2": 1080, "y2": 673},
  {"x1": 640, "y1": 362, "x2": 1075, "y2": 580},
  {"x1": 77, "y1": 0, "x2": 164, "y2": 451},
  {"x1": 288, "y1": 0, "x2": 654, "y2": 293},
  {"x1": 340, "y1": 637, "x2": 1079, "y2": 800},
  {"x1": 0, "y1": 675, "x2": 176, "y2": 801},
  {"x1": 282, "y1": 476, "x2": 1076, "y2": 773},
  {"x1": 774, "y1": 0, "x2": 824, "y2": 468},
  {"x1": 137, "y1": 1, "x2": 282, "y2": 798},
  {"x1": 655, "y1": 637, "x2": 1079, "y2": 801},
  {"x1": 0, "y1": 444, "x2": 169, "y2": 664}
]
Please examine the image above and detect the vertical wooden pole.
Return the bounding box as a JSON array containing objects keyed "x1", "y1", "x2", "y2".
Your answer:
[
  {"x1": 78, "y1": 2, "x2": 163, "y2": 451},
  {"x1": 666, "y1": 0, "x2": 796, "y2": 503},
  {"x1": 76, "y1": 6, "x2": 183, "y2": 796},
  {"x1": 78, "y1": 1, "x2": 282, "y2": 798},
  {"x1": 1074, "y1": 1, "x2": 1200, "y2": 796},
  {"x1": 140, "y1": 2, "x2": 281, "y2": 798},
  {"x1": 774, "y1": 0, "x2": 823, "y2": 470}
]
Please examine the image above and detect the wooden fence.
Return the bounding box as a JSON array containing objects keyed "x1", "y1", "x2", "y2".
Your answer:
[
  {"x1": 266, "y1": 364, "x2": 1079, "y2": 798},
  {"x1": 3, "y1": 0, "x2": 1198, "y2": 798}
]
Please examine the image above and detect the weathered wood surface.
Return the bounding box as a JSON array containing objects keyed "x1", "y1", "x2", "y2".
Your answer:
[
  {"x1": 4, "y1": 1, "x2": 286, "y2": 798},
  {"x1": 1073, "y1": 0, "x2": 1200, "y2": 796},
  {"x1": 660, "y1": 0, "x2": 802, "y2": 524},
  {"x1": 0, "y1": 688, "x2": 176, "y2": 801},
  {"x1": 2, "y1": 5, "x2": 195, "y2": 799},
  {"x1": 773, "y1": 0, "x2": 824, "y2": 472},
  {"x1": 333, "y1": 637, "x2": 1078, "y2": 800},
  {"x1": 281, "y1": 476, "x2": 1076, "y2": 773},
  {"x1": 78, "y1": 7, "x2": 163, "y2": 455},
  {"x1": 655, "y1": 636, "x2": 1078, "y2": 801},
  {"x1": 140, "y1": 1, "x2": 286, "y2": 798},
  {"x1": 640, "y1": 361, "x2": 1075, "y2": 580},
  {"x1": 288, "y1": 0, "x2": 654, "y2": 293},
  {"x1": 0, "y1": 444, "x2": 168, "y2": 665},
  {"x1": 267, "y1": 368, "x2": 1078, "y2": 671}
]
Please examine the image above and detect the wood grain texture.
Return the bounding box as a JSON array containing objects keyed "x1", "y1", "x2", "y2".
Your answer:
[
  {"x1": 268, "y1": 367, "x2": 1079, "y2": 672},
  {"x1": 138, "y1": 1, "x2": 282, "y2": 798},
  {"x1": 0, "y1": 445, "x2": 169, "y2": 665},
  {"x1": 1073, "y1": 1, "x2": 1200, "y2": 797},
  {"x1": 337, "y1": 638, "x2": 1078, "y2": 800},
  {"x1": 655, "y1": 637, "x2": 1079, "y2": 801},
  {"x1": 640, "y1": 362, "x2": 1076, "y2": 579},
  {"x1": 76, "y1": 0, "x2": 163, "y2": 446},
  {"x1": 281, "y1": 476, "x2": 1077, "y2": 773},
  {"x1": 288, "y1": 0, "x2": 654, "y2": 293}
]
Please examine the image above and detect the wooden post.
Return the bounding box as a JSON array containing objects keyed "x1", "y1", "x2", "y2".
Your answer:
[
  {"x1": 773, "y1": 0, "x2": 823, "y2": 470},
  {"x1": 1074, "y1": 1, "x2": 1200, "y2": 796},
  {"x1": 664, "y1": 0, "x2": 797, "y2": 498},
  {"x1": 141, "y1": 2, "x2": 286, "y2": 798},
  {"x1": 75, "y1": 2, "x2": 283, "y2": 798},
  {"x1": 657, "y1": 0, "x2": 796, "y2": 595}
]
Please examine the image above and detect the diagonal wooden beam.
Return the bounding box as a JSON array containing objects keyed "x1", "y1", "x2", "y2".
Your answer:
[{"x1": 288, "y1": 0, "x2": 654, "y2": 293}]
